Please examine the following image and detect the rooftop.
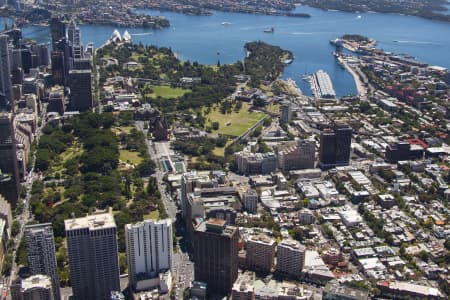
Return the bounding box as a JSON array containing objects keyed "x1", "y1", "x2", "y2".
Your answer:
[
  {"x1": 64, "y1": 213, "x2": 116, "y2": 231},
  {"x1": 21, "y1": 274, "x2": 52, "y2": 291}
]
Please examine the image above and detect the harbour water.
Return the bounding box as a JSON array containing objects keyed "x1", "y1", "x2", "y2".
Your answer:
[{"x1": 20, "y1": 6, "x2": 450, "y2": 96}]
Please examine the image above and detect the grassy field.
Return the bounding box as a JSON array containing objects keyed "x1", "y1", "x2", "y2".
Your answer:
[
  {"x1": 144, "y1": 210, "x2": 160, "y2": 220},
  {"x1": 147, "y1": 85, "x2": 191, "y2": 99},
  {"x1": 205, "y1": 103, "x2": 266, "y2": 137},
  {"x1": 119, "y1": 150, "x2": 143, "y2": 165},
  {"x1": 265, "y1": 103, "x2": 280, "y2": 114}
]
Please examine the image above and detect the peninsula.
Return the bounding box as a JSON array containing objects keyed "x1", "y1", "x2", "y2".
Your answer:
[
  {"x1": 296, "y1": 0, "x2": 450, "y2": 23},
  {"x1": 0, "y1": 1, "x2": 170, "y2": 28}
]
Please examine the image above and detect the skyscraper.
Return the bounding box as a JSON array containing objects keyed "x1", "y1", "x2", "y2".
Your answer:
[
  {"x1": 50, "y1": 16, "x2": 66, "y2": 50},
  {"x1": 334, "y1": 122, "x2": 352, "y2": 166},
  {"x1": 24, "y1": 223, "x2": 61, "y2": 300},
  {"x1": 193, "y1": 219, "x2": 239, "y2": 295},
  {"x1": 280, "y1": 100, "x2": 292, "y2": 125},
  {"x1": 68, "y1": 69, "x2": 92, "y2": 111},
  {"x1": 65, "y1": 213, "x2": 120, "y2": 300},
  {"x1": 0, "y1": 113, "x2": 20, "y2": 205},
  {"x1": 67, "y1": 19, "x2": 82, "y2": 59},
  {"x1": 319, "y1": 123, "x2": 352, "y2": 169},
  {"x1": 51, "y1": 51, "x2": 65, "y2": 86},
  {"x1": 0, "y1": 34, "x2": 12, "y2": 110},
  {"x1": 125, "y1": 218, "x2": 173, "y2": 290}
]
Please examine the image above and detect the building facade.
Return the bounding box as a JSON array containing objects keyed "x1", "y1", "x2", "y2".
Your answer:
[
  {"x1": 243, "y1": 189, "x2": 258, "y2": 214},
  {"x1": 280, "y1": 101, "x2": 292, "y2": 125},
  {"x1": 0, "y1": 34, "x2": 12, "y2": 110},
  {"x1": 278, "y1": 139, "x2": 315, "y2": 171},
  {"x1": 12, "y1": 274, "x2": 55, "y2": 300},
  {"x1": 0, "y1": 113, "x2": 20, "y2": 205},
  {"x1": 235, "y1": 151, "x2": 277, "y2": 175},
  {"x1": 319, "y1": 123, "x2": 352, "y2": 169},
  {"x1": 125, "y1": 218, "x2": 173, "y2": 290},
  {"x1": 24, "y1": 223, "x2": 61, "y2": 300},
  {"x1": 245, "y1": 234, "x2": 276, "y2": 274},
  {"x1": 193, "y1": 219, "x2": 239, "y2": 295},
  {"x1": 69, "y1": 69, "x2": 92, "y2": 111},
  {"x1": 65, "y1": 213, "x2": 120, "y2": 300},
  {"x1": 276, "y1": 239, "x2": 306, "y2": 278}
]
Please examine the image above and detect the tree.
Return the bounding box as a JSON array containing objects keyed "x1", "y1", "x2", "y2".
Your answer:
[
  {"x1": 252, "y1": 126, "x2": 263, "y2": 138},
  {"x1": 212, "y1": 121, "x2": 220, "y2": 130},
  {"x1": 2, "y1": 253, "x2": 12, "y2": 276},
  {"x1": 11, "y1": 220, "x2": 20, "y2": 237},
  {"x1": 418, "y1": 250, "x2": 429, "y2": 262},
  {"x1": 137, "y1": 159, "x2": 156, "y2": 177}
]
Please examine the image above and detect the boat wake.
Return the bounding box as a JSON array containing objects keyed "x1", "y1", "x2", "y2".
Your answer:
[
  {"x1": 291, "y1": 31, "x2": 333, "y2": 35},
  {"x1": 291, "y1": 32, "x2": 314, "y2": 35},
  {"x1": 131, "y1": 32, "x2": 153, "y2": 36},
  {"x1": 393, "y1": 40, "x2": 439, "y2": 45}
]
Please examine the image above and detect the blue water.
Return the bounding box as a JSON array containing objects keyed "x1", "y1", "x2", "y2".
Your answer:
[
  {"x1": 0, "y1": 17, "x2": 13, "y2": 29},
  {"x1": 21, "y1": 6, "x2": 450, "y2": 96}
]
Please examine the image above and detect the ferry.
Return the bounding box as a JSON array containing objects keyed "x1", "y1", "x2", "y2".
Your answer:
[{"x1": 263, "y1": 27, "x2": 274, "y2": 33}]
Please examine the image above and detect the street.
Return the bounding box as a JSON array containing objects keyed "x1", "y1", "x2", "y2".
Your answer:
[
  {"x1": 6, "y1": 105, "x2": 48, "y2": 296},
  {"x1": 135, "y1": 121, "x2": 194, "y2": 298}
]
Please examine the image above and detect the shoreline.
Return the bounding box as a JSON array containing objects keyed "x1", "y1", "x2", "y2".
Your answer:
[{"x1": 336, "y1": 56, "x2": 367, "y2": 98}]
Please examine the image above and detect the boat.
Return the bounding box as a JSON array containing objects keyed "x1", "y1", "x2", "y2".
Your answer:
[
  {"x1": 284, "y1": 59, "x2": 293, "y2": 64},
  {"x1": 263, "y1": 27, "x2": 274, "y2": 33},
  {"x1": 221, "y1": 22, "x2": 231, "y2": 25}
]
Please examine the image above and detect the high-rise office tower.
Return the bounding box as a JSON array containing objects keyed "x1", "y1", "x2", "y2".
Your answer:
[
  {"x1": 0, "y1": 113, "x2": 20, "y2": 205},
  {"x1": 193, "y1": 219, "x2": 239, "y2": 295},
  {"x1": 319, "y1": 123, "x2": 352, "y2": 169},
  {"x1": 125, "y1": 218, "x2": 173, "y2": 290},
  {"x1": 51, "y1": 51, "x2": 65, "y2": 86},
  {"x1": 280, "y1": 100, "x2": 292, "y2": 125},
  {"x1": 24, "y1": 223, "x2": 61, "y2": 300},
  {"x1": 0, "y1": 34, "x2": 12, "y2": 110},
  {"x1": 50, "y1": 16, "x2": 66, "y2": 50},
  {"x1": 334, "y1": 122, "x2": 352, "y2": 166},
  {"x1": 20, "y1": 48, "x2": 32, "y2": 74},
  {"x1": 68, "y1": 69, "x2": 92, "y2": 111},
  {"x1": 65, "y1": 213, "x2": 120, "y2": 300},
  {"x1": 30, "y1": 44, "x2": 49, "y2": 67},
  {"x1": 67, "y1": 19, "x2": 82, "y2": 59}
]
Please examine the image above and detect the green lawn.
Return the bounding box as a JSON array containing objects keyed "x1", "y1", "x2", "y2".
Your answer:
[
  {"x1": 119, "y1": 150, "x2": 143, "y2": 165},
  {"x1": 147, "y1": 85, "x2": 191, "y2": 99},
  {"x1": 144, "y1": 210, "x2": 160, "y2": 220},
  {"x1": 205, "y1": 103, "x2": 266, "y2": 137}
]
